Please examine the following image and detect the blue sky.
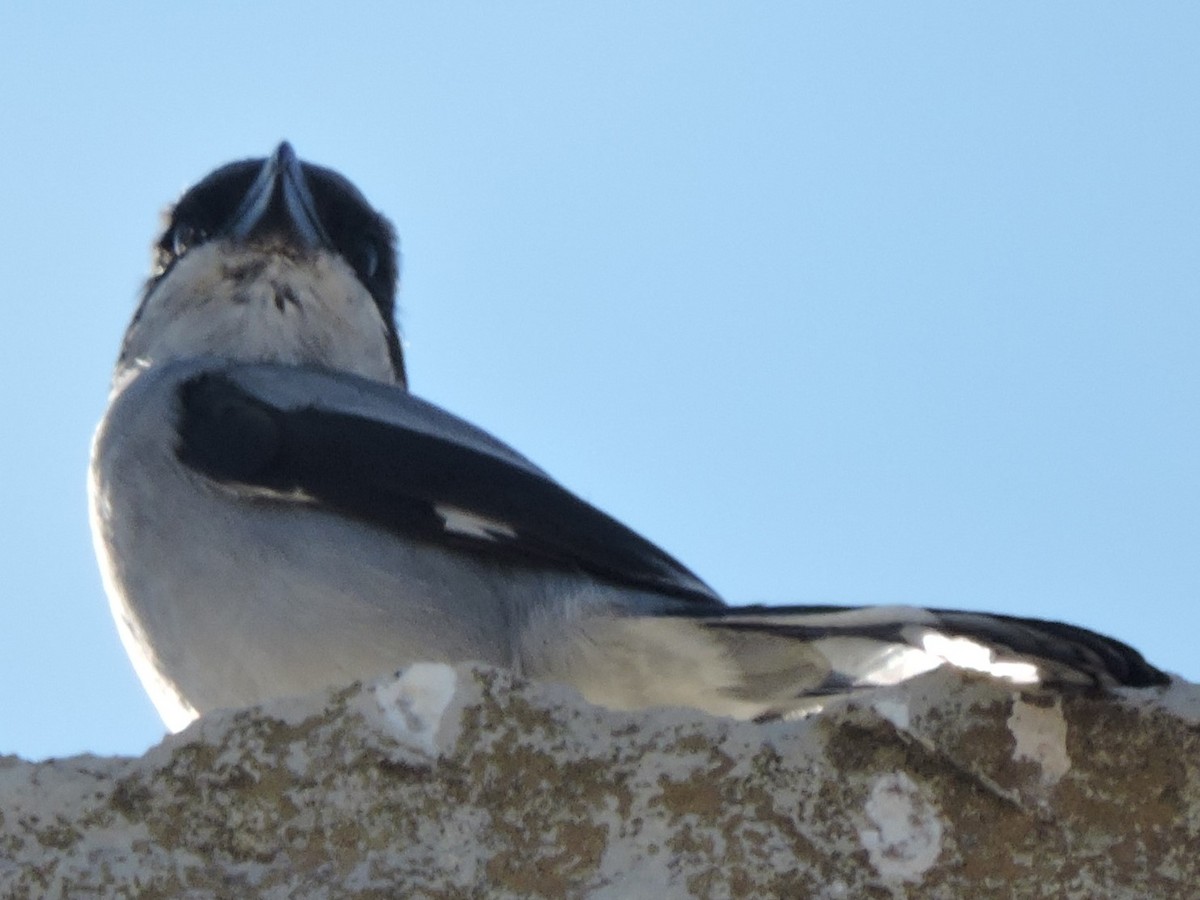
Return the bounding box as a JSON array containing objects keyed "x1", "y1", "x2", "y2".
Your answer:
[{"x1": 2, "y1": 5, "x2": 1197, "y2": 760}]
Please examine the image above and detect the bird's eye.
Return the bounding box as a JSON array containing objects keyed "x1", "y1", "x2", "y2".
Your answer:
[
  {"x1": 170, "y1": 223, "x2": 207, "y2": 258},
  {"x1": 354, "y1": 240, "x2": 380, "y2": 282}
]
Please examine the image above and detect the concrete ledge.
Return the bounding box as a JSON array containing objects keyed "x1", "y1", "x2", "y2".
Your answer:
[{"x1": 2, "y1": 664, "x2": 1197, "y2": 898}]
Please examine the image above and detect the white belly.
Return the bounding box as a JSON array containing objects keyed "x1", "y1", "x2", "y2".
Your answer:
[{"x1": 89, "y1": 362, "x2": 516, "y2": 730}]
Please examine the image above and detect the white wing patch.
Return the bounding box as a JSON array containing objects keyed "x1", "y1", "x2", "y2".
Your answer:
[
  {"x1": 434, "y1": 504, "x2": 518, "y2": 541},
  {"x1": 815, "y1": 631, "x2": 1041, "y2": 688},
  {"x1": 919, "y1": 632, "x2": 1040, "y2": 684}
]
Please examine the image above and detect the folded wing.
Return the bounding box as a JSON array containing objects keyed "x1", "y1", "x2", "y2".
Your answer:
[{"x1": 173, "y1": 364, "x2": 722, "y2": 605}]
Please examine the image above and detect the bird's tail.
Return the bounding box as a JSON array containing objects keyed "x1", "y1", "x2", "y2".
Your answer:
[
  {"x1": 542, "y1": 603, "x2": 1170, "y2": 722},
  {"x1": 680, "y1": 604, "x2": 1170, "y2": 719}
]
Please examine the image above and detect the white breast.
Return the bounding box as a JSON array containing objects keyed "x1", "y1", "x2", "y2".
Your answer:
[{"x1": 89, "y1": 361, "x2": 512, "y2": 731}]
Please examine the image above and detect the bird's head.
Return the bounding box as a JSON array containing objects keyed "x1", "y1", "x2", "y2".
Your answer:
[{"x1": 119, "y1": 142, "x2": 405, "y2": 386}]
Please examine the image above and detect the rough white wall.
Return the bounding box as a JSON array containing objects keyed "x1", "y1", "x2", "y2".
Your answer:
[{"x1": 2, "y1": 665, "x2": 1197, "y2": 898}]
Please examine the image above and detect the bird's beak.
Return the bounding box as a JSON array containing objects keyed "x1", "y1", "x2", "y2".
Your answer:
[{"x1": 223, "y1": 142, "x2": 332, "y2": 249}]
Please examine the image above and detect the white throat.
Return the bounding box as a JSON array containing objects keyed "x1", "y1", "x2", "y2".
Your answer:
[{"x1": 120, "y1": 242, "x2": 398, "y2": 384}]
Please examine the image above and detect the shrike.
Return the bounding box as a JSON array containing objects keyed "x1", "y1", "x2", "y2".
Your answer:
[{"x1": 90, "y1": 143, "x2": 1168, "y2": 732}]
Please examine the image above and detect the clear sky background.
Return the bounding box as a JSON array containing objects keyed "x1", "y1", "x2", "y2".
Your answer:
[{"x1": 2, "y1": 5, "x2": 1197, "y2": 760}]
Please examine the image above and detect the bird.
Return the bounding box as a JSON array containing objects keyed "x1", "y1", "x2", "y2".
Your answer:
[{"x1": 89, "y1": 143, "x2": 1169, "y2": 733}]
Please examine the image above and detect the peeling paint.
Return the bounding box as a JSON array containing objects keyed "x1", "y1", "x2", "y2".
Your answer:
[
  {"x1": 872, "y1": 697, "x2": 910, "y2": 732},
  {"x1": 367, "y1": 663, "x2": 458, "y2": 756},
  {"x1": 857, "y1": 772, "x2": 943, "y2": 883},
  {"x1": 1007, "y1": 696, "x2": 1071, "y2": 785}
]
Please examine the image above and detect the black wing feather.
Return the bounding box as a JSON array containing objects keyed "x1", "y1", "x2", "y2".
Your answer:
[{"x1": 175, "y1": 370, "x2": 721, "y2": 605}]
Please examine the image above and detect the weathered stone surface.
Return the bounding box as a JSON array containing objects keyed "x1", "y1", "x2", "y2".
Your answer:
[{"x1": 2, "y1": 664, "x2": 1197, "y2": 898}]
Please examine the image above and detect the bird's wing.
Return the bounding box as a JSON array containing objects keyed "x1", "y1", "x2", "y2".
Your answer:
[{"x1": 172, "y1": 363, "x2": 722, "y2": 605}]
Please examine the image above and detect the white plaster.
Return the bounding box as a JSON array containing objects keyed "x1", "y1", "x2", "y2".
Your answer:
[
  {"x1": 1007, "y1": 696, "x2": 1071, "y2": 784},
  {"x1": 857, "y1": 772, "x2": 943, "y2": 883},
  {"x1": 284, "y1": 742, "x2": 311, "y2": 778},
  {"x1": 872, "y1": 697, "x2": 911, "y2": 731},
  {"x1": 368, "y1": 664, "x2": 459, "y2": 756}
]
